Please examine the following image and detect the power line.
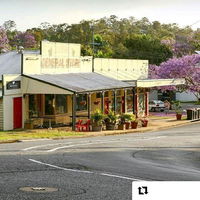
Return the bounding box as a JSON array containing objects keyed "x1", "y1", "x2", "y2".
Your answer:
[{"x1": 189, "y1": 20, "x2": 200, "y2": 27}]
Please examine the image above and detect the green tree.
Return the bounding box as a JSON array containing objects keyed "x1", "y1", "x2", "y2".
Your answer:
[{"x1": 125, "y1": 34, "x2": 173, "y2": 64}]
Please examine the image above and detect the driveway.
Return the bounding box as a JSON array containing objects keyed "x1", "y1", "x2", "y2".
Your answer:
[{"x1": 0, "y1": 122, "x2": 200, "y2": 200}]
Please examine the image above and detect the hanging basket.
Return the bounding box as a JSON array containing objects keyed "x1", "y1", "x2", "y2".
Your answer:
[
  {"x1": 80, "y1": 101, "x2": 86, "y2": 106},
  {"x1": 94, "y1": 100, "x2": 100, "y2": 105},
  {"x1": 105, "y1": 100, "x2": 111, "y2": 104}
]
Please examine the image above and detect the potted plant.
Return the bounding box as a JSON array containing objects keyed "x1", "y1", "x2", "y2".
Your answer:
[
  {"x1": 91, "y1": 109, "x2": 105, "y2": 131},
  {"x1": 104, "y1": 110, "x2": 118, "y2": 130},
  {"x1": 140, "y1": 117, "x2": 148, "y2": 127},
  {"x1": 118, "y1": 113, "x2": 134, "y2": 130},
  {"x1": 131, "y1": 114, "x2": 138, "y2": 129},
  {"x1": 172, "y1": 101, "x2": 182, "y2": 120}
]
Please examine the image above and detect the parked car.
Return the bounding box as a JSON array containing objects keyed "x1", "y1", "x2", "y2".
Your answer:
[{"x1": 149, "y1": 100, "x2": 165, "y2": 112}]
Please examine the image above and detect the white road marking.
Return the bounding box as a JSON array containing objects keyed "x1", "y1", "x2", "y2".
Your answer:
[
  {"x1": 100, "y1": 173, "x2": 142, "y2": 181},
  {"x1": 47, "y1": 140, "x2": 123, "y2": 152},
  {"x1": 22, "y1": 139, "x2": 119, "y2": 151},
  {"x1": 22, "y1": 142, "x2": 73, "y2": 151},
  {"x1": 46, "y1": 136, "x2": 167, "y2": 152},
  {"x1": 29, "y1": 159, "x2": 92, "y2": 174},
  {"x1": 29, "y1": 158, "x2": 144, "y2": 181}
]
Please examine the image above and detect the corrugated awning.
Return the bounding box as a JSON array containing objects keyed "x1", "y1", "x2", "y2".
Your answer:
[
  {"x1": 126, "y1": 78, "x2": 185, "y2": 88},
  {"x1": 23, "y1": 73, "x2": 133, "y2": 93}
]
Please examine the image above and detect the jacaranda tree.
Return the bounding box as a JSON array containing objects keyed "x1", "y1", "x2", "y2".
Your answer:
[
  {"x1": 149, "y1": 54, "x2": 200, "y2": 100},
  {"x1": 13, "y1": 32, "x2": 36, "y2": 48},
  {"x1": 0, "y1": 27, "x2": 9, "y2": 52}
]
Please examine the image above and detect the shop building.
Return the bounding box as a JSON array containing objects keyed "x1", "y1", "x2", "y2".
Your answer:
[{"x1": 0, "y1": 41, "x2": 184, "y2": 130}]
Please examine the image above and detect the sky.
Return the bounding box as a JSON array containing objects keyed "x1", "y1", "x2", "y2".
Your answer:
[{"x1": 0, "y1": 0, "x2": 199, "y2": 31}]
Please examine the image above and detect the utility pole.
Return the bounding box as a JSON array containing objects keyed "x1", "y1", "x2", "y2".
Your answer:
[{"x1": 92, "y1": 24, "x2": 95, "y2": 72}]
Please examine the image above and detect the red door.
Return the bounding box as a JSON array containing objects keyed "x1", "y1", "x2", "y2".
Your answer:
[{"x1": 13, "y1": 97, "x2": 22, "y2": 129}]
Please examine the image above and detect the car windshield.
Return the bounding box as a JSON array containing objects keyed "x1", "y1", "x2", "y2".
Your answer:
[{"x1": 150, "y1": 100, "x2": 164, "y2": 104}]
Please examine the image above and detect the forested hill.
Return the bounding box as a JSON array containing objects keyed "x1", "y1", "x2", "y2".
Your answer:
[{"x1": 0, "y1": 15, "x2": 200, "y2": 65}]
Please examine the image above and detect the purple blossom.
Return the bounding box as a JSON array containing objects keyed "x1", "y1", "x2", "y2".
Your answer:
[
  {"x1": 0, "y1": 27, "x2": 9, "y2": 51},
  {"x1": 14, "y1": 32, "x2": 36, "y2": 48},
  {"x1": 150, "y1": 54, "x2": 200, "y2": 99}
]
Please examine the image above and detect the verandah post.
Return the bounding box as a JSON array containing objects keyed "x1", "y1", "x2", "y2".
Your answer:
[
  {"x1": 88, "y1": 93, "x2": 91, "y2": 119},
  {"x1": 72, "y1": 93, "x2": 76, "y2": 131}
]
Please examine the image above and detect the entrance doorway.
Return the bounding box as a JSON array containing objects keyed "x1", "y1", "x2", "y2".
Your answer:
[{"x1": 13, "y1": 97, "x2": 22, "y2": 129}]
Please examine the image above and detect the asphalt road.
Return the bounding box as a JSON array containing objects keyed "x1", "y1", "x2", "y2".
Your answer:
[{"x1": 0, "y1": 122, "x2": 200, "y2": 200}]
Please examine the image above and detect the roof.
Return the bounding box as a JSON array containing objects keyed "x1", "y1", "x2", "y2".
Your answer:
[
  {"x1": 0, "y1": 51, "x2": 21, "y2": 80},
  {"x1": 23, "y1": 72, "x2": 133, "y2": 93},
  {"x1": 127, "y1": 78, "x2": 185, "y2": 88},
  {"x1": 0, "y1": 50, "x2": 40, "y2": 81},
  {"x1": 195, "y1": 51, "x2": 200, "y2": 54}
]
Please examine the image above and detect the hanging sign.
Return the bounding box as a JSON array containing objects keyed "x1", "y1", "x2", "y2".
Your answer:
[{"x1": 6, "y1": 81, "x2": 21, "y2": 90}]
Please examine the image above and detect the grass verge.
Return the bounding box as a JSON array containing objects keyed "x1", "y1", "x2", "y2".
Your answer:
[{"x1": 0, "y1": 130, "x2": 84, "y2": 142}]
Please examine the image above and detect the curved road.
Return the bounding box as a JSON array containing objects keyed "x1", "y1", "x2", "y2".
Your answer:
[{"x1": 0, "y1": 123, "x2": 200, "y2": 199}]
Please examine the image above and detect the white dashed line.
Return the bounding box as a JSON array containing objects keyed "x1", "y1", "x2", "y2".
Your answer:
[
  {"x1": 29, "y1": 159, "x2": 93, "y2": 174},
  {"x1": 29, "y1": 158, "x2": 144, "y2": 181},
  {"x1": 22, "y1": 142, "x2": 73, "y2": 151},
  {"x1": 46, "y1": 140, "x2": 123, "y2": 152},
  {"x1": 46, "y1": 136, "x2": 166, "y2": 152}
]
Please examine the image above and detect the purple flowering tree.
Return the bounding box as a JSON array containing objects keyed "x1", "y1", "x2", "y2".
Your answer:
[
  {"x1": 0, "y1": 27, "x2": 9, "y2": 52},
  {"x1": 149, "y1": 54, "x2": 200, "y2": 100},
  {"x1": 161, "y1": 36, "x2": 195, "y2": 58},
  {"x1": 13, "y1": 32, "x2": 36, "y2": 48}
]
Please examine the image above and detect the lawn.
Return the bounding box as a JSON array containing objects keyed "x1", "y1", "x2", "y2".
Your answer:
[{"x1": 0, "y1": 129, "x2": 84, "y2": 142}]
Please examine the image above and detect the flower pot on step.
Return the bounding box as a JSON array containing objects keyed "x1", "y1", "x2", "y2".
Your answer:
[
  {"x1": 131, "y1": 121, "x2": 138, "y2": 129},
  {"x1": 176, "y1": 114, "x2": 182, "y2": 120},
  {"x1": 92, "y1": 125, "x2": 102, "y2": 132},
  {"x1": 118, "y1": 124, "x2": 126, "y2": 130},
  {"x1": 141, "y1": 120, "x2": 148, "y2": 127},
  {"x1": 106, "y1": 123, "x2": 116, "y2": 130},
  {"x1": 125, "y1": 122, "x2": 130, "y2": 129}
]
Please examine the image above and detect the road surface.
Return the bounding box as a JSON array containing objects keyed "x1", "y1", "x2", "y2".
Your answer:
[{"x1": 0, "y1": 122, "x2": 200, "y2": 199}]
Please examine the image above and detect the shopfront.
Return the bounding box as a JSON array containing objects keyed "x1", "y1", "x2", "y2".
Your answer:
[{"x1": 0, "y1": 41, "x2": 185, "y2": 130}]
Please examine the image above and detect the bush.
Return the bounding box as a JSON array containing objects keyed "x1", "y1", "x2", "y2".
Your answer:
[
  {"x1": 104, "y1": 110, "x2": 118, "y2": 124},
  {"x1": 91, "y1": 109, "x2": 105, "y2": 126},
  {"x1": 119, "y1": 113, "x2": 134, "y2": 124}
]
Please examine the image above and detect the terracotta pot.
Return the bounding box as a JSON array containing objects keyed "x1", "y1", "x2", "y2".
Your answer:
[
  {"x1": 125, "y1": 122, "x2": 130, "y2": 129},
  {"x1": 176, "y1": 114, "x2": 182, "y2": 120},
  {"x1": 131, "y1": 121, "x2": 138, "y2": 129},
  {"x1": 118, "y1": 124, "x2": 126, "y2": 130},
  {"x1": 92, "y1": 125, "x2": 102, "y2": 132},
  {"x1": 141, "y1": 120, "x2": 148, "y2": 127}
]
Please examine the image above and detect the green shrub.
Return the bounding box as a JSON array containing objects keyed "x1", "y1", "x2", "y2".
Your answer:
[
  {"x1": 104, "y1": 110, "x2": 118, "y2": 124},
  {"x1": 91, "y1": 109, "x2": 105, "y2": 126},
  {"x1": 119, "y1": 113, "x2": 135, "y2": 124}
]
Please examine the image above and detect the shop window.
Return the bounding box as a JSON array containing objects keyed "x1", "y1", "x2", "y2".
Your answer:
[
  {"x1": 138, "y1": 93, "x2": 145, "y2": 114},
  {"x1": 116, "y1": 90, "x2": 121, "y2": 96},
  {"x1": 104, "y1": 91, "x2": 109, "y2": 97},
  {"x1": 96, "y1": 93, "x2": 101, "y2": 99},
  {"x1": 96, "y1": 92, "x2": 108, "y2": 98},
  {"x1": 45, "y1": 94, "x2": 55, "y2": 115},
  {"x1": 29, "y1": 95, "x2": 38, "y2": 118},
  {"x1": 76, "y1": 94, "x2": 87, "y2": 111},
  {"x1": 116, "y1": 97, "x2": 122, "y2": 113},
  {"x1": 55, "y1": 95, "x2": 67, "y2": 114},
  {"x1": 127, "y1": 89, "x2": 133, "y2": 112}
]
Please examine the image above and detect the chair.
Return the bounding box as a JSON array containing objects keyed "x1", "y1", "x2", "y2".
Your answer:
[
  {"x1": 81, "y1": 119, "x2": 91, "y2": 131},
  {"x1": 75, "y1": 120, "x2": 83, "y2": 131}
]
